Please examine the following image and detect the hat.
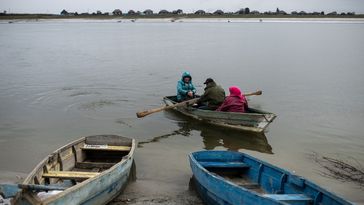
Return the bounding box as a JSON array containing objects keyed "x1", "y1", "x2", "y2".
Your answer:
[{"x1": 203, "y1": 78, "x2": 214, "y2": 84}]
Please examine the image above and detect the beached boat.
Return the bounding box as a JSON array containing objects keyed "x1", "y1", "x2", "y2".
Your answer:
[
  {"x1": 0, "y1": 135, "x2": 135, "y2": 205},
  {"x1": 163, "y1": 96, "x2": 276, "y2": 133},
  {"x1": 189, "y1": 150, "x2": 353, "y2": 205}
]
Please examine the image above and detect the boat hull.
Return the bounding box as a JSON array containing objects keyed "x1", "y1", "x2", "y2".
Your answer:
[
  {"x1": 163, "y1": 96, "x2": 276, "y2": 132},
  {"x1": 189, "y1": 151, "x2": 353, "y2": 205},
  {"x1": 12, "y1": 135, "x2": 136, "y2": 205}
]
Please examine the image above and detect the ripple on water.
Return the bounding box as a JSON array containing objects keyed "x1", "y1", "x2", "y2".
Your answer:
[
  {"x1": 69, "y1": 91, "x2": 101, "y2": 97},
  {"x1": 115, "y1": 119, "x2": 133, "y2": 128},
  {"x1": 78, "y1": 100, "x2": 116, "y2": 110}
]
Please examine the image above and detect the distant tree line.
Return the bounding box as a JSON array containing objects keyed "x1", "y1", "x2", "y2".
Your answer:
[
  {"x1": 0, "y1": 7, "x2": 358, "y2": 17},
  {"x1": 58, "y1": 7, "x2": 357, "y2": 17}
]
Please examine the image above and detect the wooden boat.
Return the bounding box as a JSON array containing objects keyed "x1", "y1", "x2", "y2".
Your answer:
[
  {"x1": 189, "y1": 151, "x2": 353, "y2": 205},
  {"x1": 0, "y1": 135, "x2": 136, "y2": 205},
  {"x1": 163, "y1": 96, "x2": 276, "y2": 133}
]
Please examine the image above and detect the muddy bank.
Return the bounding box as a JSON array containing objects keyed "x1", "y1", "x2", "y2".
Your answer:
[{"x1": 110, "y1": 179, "x2": 202, "y2": 205}]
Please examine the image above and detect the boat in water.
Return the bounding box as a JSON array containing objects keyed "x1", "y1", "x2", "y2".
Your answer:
[
  {"x1": 0, "y1": 135, "x2": 136, "y2": 205},
  {"x1": 189, "y1": 150, "x2": 353, "y2": 205},
  {"x1": 163, "y1": 96, "x2": 276, "y2": 133}
]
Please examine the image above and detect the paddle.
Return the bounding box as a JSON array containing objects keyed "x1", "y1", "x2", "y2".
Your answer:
[
  {"x1": 136, "y1": 90, "x2": 262, "y2": 118},
  {"x1": 0, "y1": 184, "x2": 66, "y2": 198}
]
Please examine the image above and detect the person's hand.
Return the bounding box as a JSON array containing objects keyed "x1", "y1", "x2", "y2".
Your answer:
[{"x1": 187, "y1": 91, "x2": 193, "y2": 97}]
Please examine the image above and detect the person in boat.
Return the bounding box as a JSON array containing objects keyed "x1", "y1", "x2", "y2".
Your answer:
[
  {"x1": 195, "y1": 78, "x2": 225, "y2": 110},
  {"x1": 216, "y1": 86, "x2": 248, "y2": 113},
  {"x1": 177, "y1": 71, "x2": 196, "y2": 102}
]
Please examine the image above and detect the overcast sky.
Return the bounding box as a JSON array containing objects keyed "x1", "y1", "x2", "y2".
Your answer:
[{"x1": 1, "y1": 0, "x2": 364, "y2": 14}]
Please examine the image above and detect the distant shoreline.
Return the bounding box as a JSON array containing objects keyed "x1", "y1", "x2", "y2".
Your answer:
[{"x1": 1, "y1": 14, "x2": 364, "y2": 21}]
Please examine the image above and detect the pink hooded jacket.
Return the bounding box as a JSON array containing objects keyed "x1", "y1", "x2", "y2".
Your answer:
[{"x1": 216, "y1": 86, "x2": 248, "y2": 113}]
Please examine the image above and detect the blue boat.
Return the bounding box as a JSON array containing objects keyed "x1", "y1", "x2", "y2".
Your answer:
[
  {"x1": 189, "y1": 151, "x2": 353, "y2": 205},
  {"x1": 0, "y1": 135, "x2": 135, "y2": 205}
]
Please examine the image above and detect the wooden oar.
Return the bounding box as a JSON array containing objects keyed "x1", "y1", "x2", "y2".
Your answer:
[
  {"x1": 136, "y1": 97, "x2": 199, "y2": 118},
  {"x1": 136, "y1": 90, "x2": 262, "y2": 118}
]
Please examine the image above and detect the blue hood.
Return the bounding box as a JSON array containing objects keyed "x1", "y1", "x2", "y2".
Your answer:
[{"x1": 182, "y1": 71, "x2": 192, "y2": 81}]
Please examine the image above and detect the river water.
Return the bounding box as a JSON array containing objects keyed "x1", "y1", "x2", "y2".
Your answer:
[{"x1": 0, "y1": 19, "x2": 364, "y2": 204}]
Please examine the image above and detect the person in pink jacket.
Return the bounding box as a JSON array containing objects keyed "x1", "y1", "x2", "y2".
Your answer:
[{"x1": 216, "y1": 86, "x2": 248, "y2": 113}]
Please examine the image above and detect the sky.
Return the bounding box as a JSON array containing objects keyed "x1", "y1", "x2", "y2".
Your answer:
[{"x1": 1, "y1": 0, "x2": 364, "y2": 14}]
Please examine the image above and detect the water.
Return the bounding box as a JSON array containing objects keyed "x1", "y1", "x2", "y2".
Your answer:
[{"x1": 0, "y1": 19, "x2": 364, "y2": 204}]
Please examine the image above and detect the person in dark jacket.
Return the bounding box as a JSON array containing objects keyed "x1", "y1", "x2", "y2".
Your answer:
[
  {"x1": 196, "y1": 78, "x2": 225, "y2": 110},
  {"x1": 216, "y1": 86, "x2": 248, "y2": 113},
  {"x1": 176, "y1": 71, "x2": 196, "y2": 102}
]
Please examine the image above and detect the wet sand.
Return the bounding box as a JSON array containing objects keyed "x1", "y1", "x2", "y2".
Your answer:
[{"x1": 109, "y1": 125, "x2": 205, "y2": 205}]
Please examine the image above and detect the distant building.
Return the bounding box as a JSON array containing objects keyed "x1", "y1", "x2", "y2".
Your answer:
[
  {"x1": 195, "y1": 10, "x2": 206, "y2": 15},
  {"x1": 277, "y1": 10, "x2": 287, "y2": 15},
  {"x1": 213, "y1": 10, "x2": 224, "y2": 15},
  {"x1": 143, "y1": 9, "x2": 153, "y2": 15},
  {"x1": 113, "y1": 9, "x2": 122, "y2": 15},
  {"x1": 60, "y1": 9, "x2": 69, "y2": 15},
  {"x1": 327, "y1": 11, "x2": 337, "y2": 15}
]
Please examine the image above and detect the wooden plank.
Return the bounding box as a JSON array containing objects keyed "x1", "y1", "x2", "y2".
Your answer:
[
  {"x1": 81, "y1": 144, "x2": 130, "y2": 152},
  {"x1": 43, "y1": 171, "x2": 99, "y2": 180},
  {"x1": 199, "y1": 161, "x2": 250, "y2": 169},
  {"x1": 76, "y1": 162, "x2": 115, "y2": 169}
]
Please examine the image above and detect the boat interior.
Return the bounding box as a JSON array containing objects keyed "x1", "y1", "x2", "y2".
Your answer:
[
  {"x1": 194, "y1": 152, "x2": 318, "y2": 205},
  {"x1": 26, "y1": 135, "x2": 133, "y2": 192},
  {"x1": 165, "y1": 95, "x2": 267, "y2": 114}
]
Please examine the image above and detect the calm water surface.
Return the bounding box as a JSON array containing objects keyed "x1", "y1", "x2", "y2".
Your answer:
[{"x1": 0, "y1": 20, "x2": 364, "y2": 204}]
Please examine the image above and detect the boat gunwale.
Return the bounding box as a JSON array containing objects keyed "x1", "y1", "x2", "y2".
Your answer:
[{"x1": 18, "y1": 135, "x2": 136, "y2": 204}]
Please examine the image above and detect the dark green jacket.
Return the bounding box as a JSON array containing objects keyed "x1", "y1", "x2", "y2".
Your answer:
[{"x1": 197, "y1": 82, "x2": 225, "y2": 109}]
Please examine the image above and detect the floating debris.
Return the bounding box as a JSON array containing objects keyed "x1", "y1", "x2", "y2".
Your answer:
[{"x1": 310, "y1": 152, "x2": 364, "y2": 188}]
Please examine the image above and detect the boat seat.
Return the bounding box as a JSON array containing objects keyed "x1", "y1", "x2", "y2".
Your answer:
[
  {"x1": 199, "y1": 161, "x2": 250, "y2": 169},
  {"x1": 43, "y1": 171, "x2": 100, "y2": 180},
  {"x1": 81, "y1": 144, "x2": 130, "y2": 152},
  {"x1": 263, "y1": 194, "x2": 313, "y2": 205}
]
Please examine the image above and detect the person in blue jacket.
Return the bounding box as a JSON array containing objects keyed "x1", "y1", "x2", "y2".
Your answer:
[{"x1": 177, "y1": 71, "x2": 196, "y2": 102}]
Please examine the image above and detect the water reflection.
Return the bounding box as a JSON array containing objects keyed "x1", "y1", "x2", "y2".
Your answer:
[
  {"x1": 138, "y1": 110, "x2": 273, "y2": 154},
  {"x1": 177, "y1": 117, "x2": 273, "y2": 154}
]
